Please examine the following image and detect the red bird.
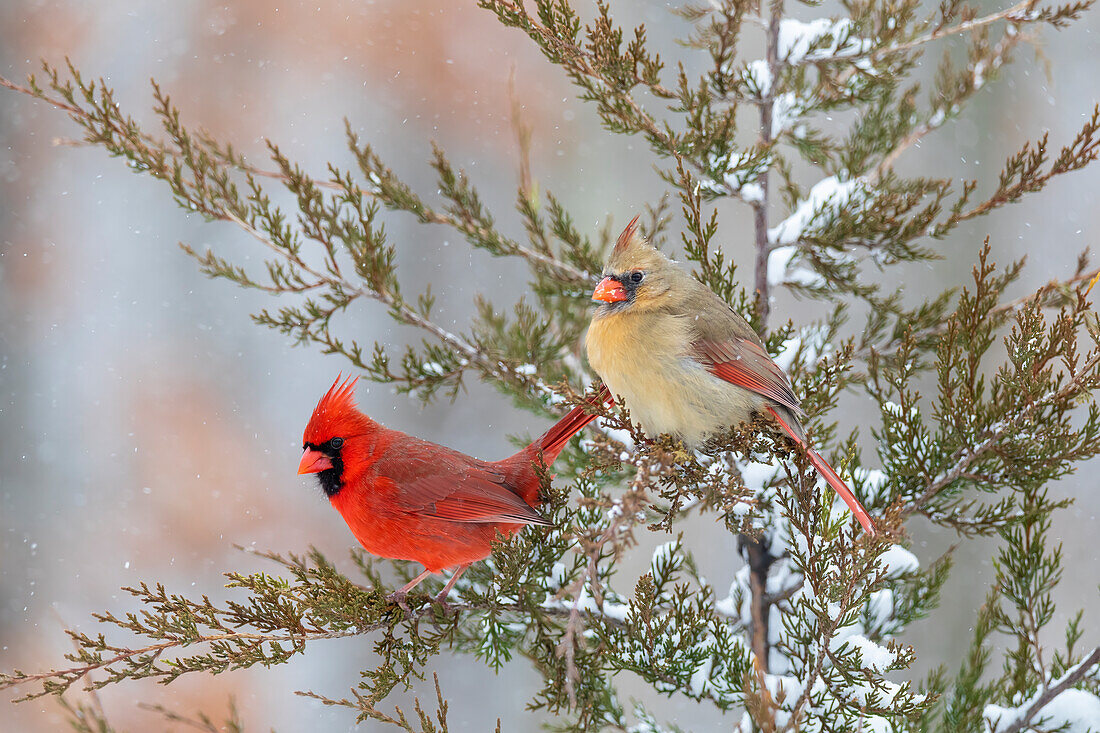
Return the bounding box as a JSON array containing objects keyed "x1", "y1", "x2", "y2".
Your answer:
[{"x1": 297, "y1": 376, "x2": 604, "y2": 601}]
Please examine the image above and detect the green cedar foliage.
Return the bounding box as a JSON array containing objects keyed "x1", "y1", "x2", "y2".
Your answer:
[{"x1": 3, "y1": 0, "x2": 1100, "y2": 730}]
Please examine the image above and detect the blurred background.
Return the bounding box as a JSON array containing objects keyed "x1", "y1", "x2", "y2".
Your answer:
[{"x1": 1, "y1": 1, "x2": 1097, "y2": 730}]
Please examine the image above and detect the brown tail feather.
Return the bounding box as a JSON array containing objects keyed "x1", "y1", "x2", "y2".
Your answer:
[{"x1": 766, "y1": 406, "x2": 877, "y2": 536}]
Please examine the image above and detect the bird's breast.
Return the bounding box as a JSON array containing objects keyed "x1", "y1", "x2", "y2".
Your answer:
[{"x1": 586, "y1": 311, "x2": 764, "y2": 446}]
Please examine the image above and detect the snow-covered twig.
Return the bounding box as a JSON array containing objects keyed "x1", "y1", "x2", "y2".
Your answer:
[
  {"x1": 987, "y1": 645, "x2": 1100, "y2": 733},
  {"x1": 789, "y1": 0, "x2": 1040, "y2": 69}
]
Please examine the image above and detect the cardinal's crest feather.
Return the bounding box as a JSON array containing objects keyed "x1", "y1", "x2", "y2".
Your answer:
[
  {"x1": 315, "y1": 374, "x2": 359, "y2": 418},
  {"x1": 613, "y1": 214, "x2": 642, "y2": 255},
  {"x1": 302, "y1": 374, "x2": 372, "y2": 447},
  {"x1": 607, "y1": 214, "x2": 669, "y2": 274}
]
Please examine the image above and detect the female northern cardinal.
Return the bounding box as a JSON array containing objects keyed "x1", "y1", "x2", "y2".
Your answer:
[
  {"x1": 297, "y1": 376, "x2": 605, "y2": 601},
  {"x1": 585, "y1": 217, "x2": 876, "y2": 535}
]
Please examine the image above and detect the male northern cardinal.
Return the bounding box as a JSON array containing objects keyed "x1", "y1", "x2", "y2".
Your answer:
[
  {"x1": 585, "y1": 217, "x2": 876, "y2": 535},
  {"x1": 297, "y1": 376, "x2": 605, "y2": 601}
]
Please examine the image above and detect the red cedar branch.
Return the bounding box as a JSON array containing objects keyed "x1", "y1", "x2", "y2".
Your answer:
[
  {"x1": 5, "y1": 629, "x2": 360, "y2": 695},
  {"x1": 867, "y1": 19, "x2": 1023, "y2": 184},
  {"x1": 874, "y1": 0, "x2": 1040, "y2": 59},
  {"x1": 1, "y1": 599, "x2": 629, "y2": 699},
  {"x1": 997, "y1": 645, "x2": 1100, "y2": 733},
  {"x1": 789, "y1": 0, "x2": 1041, "y2": 71},
  {"x1": 852, "y1": 266, "x2": 1100, "y2": 362},
  {"x1": 1, "y1": 71, "x2": 590, "y2": 284},
  {"x1": 0, "y1": 69, "x2": 583, "y2": 402},
  {"x1": 905, "y1": 349, "x2": 1100, "y2": 516},
  {"x1": 486, "y1": 0, "x2": 768, "y2": 204}
]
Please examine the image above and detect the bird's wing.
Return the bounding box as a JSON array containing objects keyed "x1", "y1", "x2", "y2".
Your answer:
[
  {"x1": 678, "y1": 286, "x2": 803, "y2": 415},
  {"x1": 399, "y1": 470, "x2": 551, "y2": 525},
  {"x1": 373, "y1": 441, "x2": 551, "y2": 526},
  {"x1": 691, "y1": 336, "x2": 803, "y2": 417}
]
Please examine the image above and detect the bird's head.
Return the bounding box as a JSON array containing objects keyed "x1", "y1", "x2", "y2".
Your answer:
[
  {"x1": 591, "y1": 215, "x2": 680, "y2": 315},
  {"x1": 298, "y1": 375, "x2": 374, "y2": 497}
]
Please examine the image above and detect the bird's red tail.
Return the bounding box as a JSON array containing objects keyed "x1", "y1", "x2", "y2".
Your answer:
[
  {"x1": 528, "y1": 385, "x2": 612, "y2": 465},
  {"x1": 766, "y1": 406, "x2": 877, "y2": 536}
]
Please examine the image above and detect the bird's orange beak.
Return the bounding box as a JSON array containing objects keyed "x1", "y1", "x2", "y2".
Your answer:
[
  {"x1": 592, "y1": 276, "x2": 627, "y2": 303},
  {"x1": 298, "y1": 448, "x2": 333, "y2": 475}
]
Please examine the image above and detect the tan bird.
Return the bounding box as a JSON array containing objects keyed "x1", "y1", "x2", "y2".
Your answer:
[{"x1": 585, "y1": 216, "x2": 876, "y2": 535}]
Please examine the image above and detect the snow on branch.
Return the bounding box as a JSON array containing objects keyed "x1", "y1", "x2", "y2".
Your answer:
[
  {"x1": 777, "y1": 18, "x2": 871, "y2": 64},
  {"x1": 984, "y1": 645, "x2": 1100, "y2": 733}
]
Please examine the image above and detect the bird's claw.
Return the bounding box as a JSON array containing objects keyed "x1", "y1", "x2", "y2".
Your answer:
[
  {"x1": 384, "y1": 590, "x2": 413, "y2": 615},
  {"x1": 384, "y1": 589, "x2": 456, "y2": 616},
  {"x1": 432, "y1": 590, "x2": 461, "y2": 616}
]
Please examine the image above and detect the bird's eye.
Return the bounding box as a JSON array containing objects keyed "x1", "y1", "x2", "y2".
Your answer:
[
  {"x1": 329, "y1": 437, "x2": 344, "y2": 450},
  {"x1": 630, "y1": 271, "x2": 645, "y2": 283}
]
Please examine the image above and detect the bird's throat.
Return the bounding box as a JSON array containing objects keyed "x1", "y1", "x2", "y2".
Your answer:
[{"x1": 315, "y1": 460, "x2": 344, "y2": 498}]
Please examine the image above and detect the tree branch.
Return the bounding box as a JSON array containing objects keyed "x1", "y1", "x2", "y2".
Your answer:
[
  {"x1": 0, "y1": 597, "x2": 628, "y2": 700},
  {"x1": 743, "y1": 0, "x2": 785, "y2": 680},
  {"x1": 906, "y1": 349, "x2": 1100, "y2": 515},
  {"x1": 854, "y1": 266, "x2": 1100, "y2": 363},
  {"x1": 997, "y1": 645, "x2": 1100, "y2": 733},
  {"x1": 0, "y1": 70, "x2": 592, "y2": 285}
]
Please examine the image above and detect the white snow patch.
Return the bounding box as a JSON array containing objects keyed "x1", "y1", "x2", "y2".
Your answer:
[
  {"x1": 596, "y1": 418, "x2": 635, "y2": 449},
  {"x1": 651, "y1": 541, "x2": 678, "y2": 574},
  {"x1": 764, "y1": 557, "x2": 802, "y2": 598},
  {"x1": 846, "y1": 634, "x2": 896, "y2": 672},
  {"x1": 743, "y1": 59, "x2": 773, "y2": 96},
  {"x1": 544, "y1": 584, "x2": 631, "y2": 622},
  {"x1": 767, "y1": 245, "x2": 797, "y2": 286},
  {"x1": 713, "y1": 593, "x2": 739, "y2": 619},
  {"x1": 768, "y1": 175, "x2": 865, "y2": 245},
  {"x1": 773, "y1": 336, "x2": 803, "y2": 372},
  {"x1": 767, "y1": 245, "x2": 824, "y2": 288},
  {"x1": 688, "y1": 655, "x2": 714, "y2": 697},
  {"x1": 779, "y1": 18, "x2": 838, "y2": 62},
  {"x1": 985, "y1": 689, "x2": 1100, "y2": 733},
  {"x1": 878, "y1": 545, "x2": 920, "y2": 577},
  {"x1": 867, "y1": 588, "x2": 896, "y2": 628},
  {"x1": 540, "y1": 562, "x2": 571, "y2": 593},
  {"x1": 739, "y1": 181, "x2": 765, "y2": 204},
  {"x1": 778, "y1": 18, "x2": 872, "y2": 64},
  {"x1": 860, "y1": 716, "x2": 897, "y2": 733},
  {"x1": 771, "y1": 92, "x2": 803, "y2": 136},
  {"x1": 702, "y1": 149, "x2": 770, "y2": 198},
  {"x1": 739, "y1": 458, "x2": 782, "y2": 490},
  {"x1": 852, "y1": 467, "x2": 889, "y2": 503},
  {"x1": 849, "y1": 677, "x2": 912, "y2": 707},
  {"x1": 973, "y1": 60, "x2": 988, "y2": 90}
]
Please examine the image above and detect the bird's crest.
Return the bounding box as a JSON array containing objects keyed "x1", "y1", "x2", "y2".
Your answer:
[
  {"x1": 315, "y1": 374, "x2": 359, "y2": 417},
  {"x1": 302, "y1": 374, "x2": 367, "y2": 446},
  {"x1": 606, "y1": 214, "x2": 670, "y2": 275},
  {"x1": 613, "y1": 214, "x2": 642, "y2": 256}
]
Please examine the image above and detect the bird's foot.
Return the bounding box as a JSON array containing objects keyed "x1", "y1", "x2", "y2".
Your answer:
[
  {"x1": 429, "y1": 564, "x2": 468, "y2": 616},
  {"x1": 384, "y1": 590, "x2": 413, "y2": 615},
  {"x1": 432, "y1": 588, "x2": 464, "y2": 616}
]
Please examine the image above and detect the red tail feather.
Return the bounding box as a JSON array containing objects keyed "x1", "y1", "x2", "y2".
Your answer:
[
  {"x1": 765, "y1": 406, "x2": 877, "y2": 536},
  {"x1": 530, "y1": 385, "x2": 612, "y2": 464}
]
